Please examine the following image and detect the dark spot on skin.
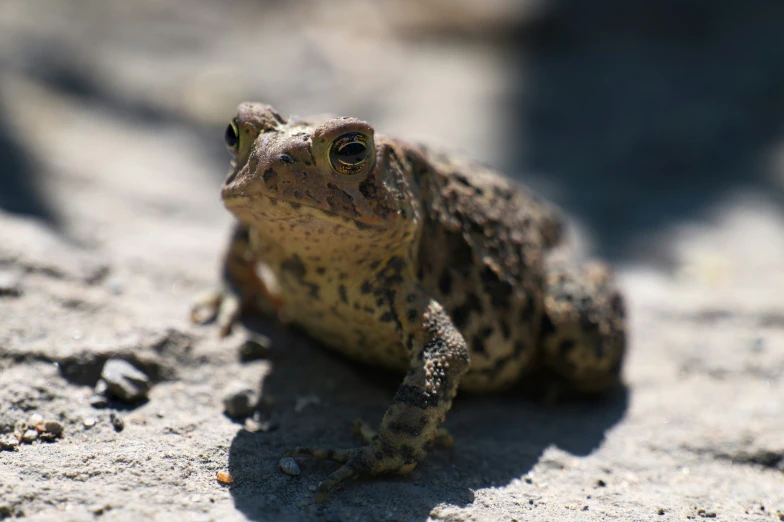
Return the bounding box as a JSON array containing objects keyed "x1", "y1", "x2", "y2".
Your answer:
[
  {"x1": 231, "y1": 226, "x2": 250, "y2": 242},
  {"x1": 393, "y1": 385, "x2": 439, "y2": 409},
  {"x1": 359, "y1": 178, "x2": 378, "y2": 199},
  {"x1": 559, "y1": 340, "x2": 576, "y2": 358},
  {"x1": 376, "y1": 298, "x2": 385, "y2": 307},
  {"x1": 399, "y1": 444, "x2": 416, "y2": 464},
  {"x1": 387, "y1": 421, "x2": 421, "y2": 437},
  {"x1": 306, "y1": 282, "x2": 320, "y2": 299},
  {"x1": 479, "y1": 327, "x2": 493, "y2": 339},
  {"x1": 540, "y1": 312, "x2": 556, "y2": 339},
  {"x1": 451, "y1": 305, "x2": 469, "y2": 329},
  {"x1": 354, "y1": 303, "x2": 360, "y2": 310},
  {"x1": 326, "y1": 182, "x2": 359, "y2": 217},
  {"x1": 376, "y1": 256, "x2": 406, "y2": 285},
  {"x1": 580, "y1": 315, "x2": 600, "y2": 336},
  {"x1": 449, "y1": 294, "x2": 482, "y2": 330},
  {"x1": 370, "y1": 260, "x2": 381, "y2": 270},
  {"x1": 481, "y1": 265, "x2": 513, "y2": 309},
  {"x1": 289, "y1": 202, "x2": 301, "y2": 210},
  {"x1": 521, "y1": 293, "x2": 536, "y2": 322},
  {"x1": 611, "y1": 293, "x2": 625, "y2": 319},
  {"x1": 453, "y1": 174, "x2": 471, "y2": 187},
  {"x1": 471, "y1": 335, "x2": 486, "y2": 355},
  {"x1": 500, "y1": 320, "x2": 510, "y2": 340},
  {"x1": 407, "y1": 294, "x2": 416, "y2": 303},
  {"x1": 316, "y1": 267, "x2": 325, "y2": 275},
  {"x1": 364, "y1": 306, "x2": 375, "y2": 314},
  {"x1": 610, "y1": 355, "x2": 623, "y2": 377},
  {"x1": 407, "y1": 309, "x2": 417, "y2": 322},
  {"x1": 379, "y1": 312, "x2": 394, "y2": 323},
  {"x1": 438, "y1": 270, "x2": 452, "y2": 296},
  {"x1": 443, "y1": 230, "x2": 473, "y2": 275},
  {"x1": 263, "y1": 168, "x2": 278, "y2": 186},
  {"x1": 361, "y1": 281, "x2": 372, "y2": 294},
  {"x1": 280, "y1": 254, "x2": 306, "y2": 281}
]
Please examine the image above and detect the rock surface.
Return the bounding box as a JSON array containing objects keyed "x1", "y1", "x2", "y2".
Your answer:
[{"x1": 0, "y1": 1, "x2": 783, "y2": 521}]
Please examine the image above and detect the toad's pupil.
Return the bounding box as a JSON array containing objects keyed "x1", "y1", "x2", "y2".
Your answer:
[
  {"x1": 225, "y1": 123, "x2": 238, "y2": 149},
  {"x1": 337, "y1": 142, "x2": 366, "y2": 164}
]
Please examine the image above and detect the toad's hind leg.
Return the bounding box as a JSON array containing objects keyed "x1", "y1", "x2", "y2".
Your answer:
[{"x1": 540, "y1": 262, "x2": 626, "y2": 392}]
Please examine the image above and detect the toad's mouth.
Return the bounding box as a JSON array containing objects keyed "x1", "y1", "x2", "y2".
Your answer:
[{"x1": 223, "y1": 191, "x2": 384, "y2": 233}]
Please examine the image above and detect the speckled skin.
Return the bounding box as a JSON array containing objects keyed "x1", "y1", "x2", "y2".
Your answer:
[{"x1": 193, "y1": 103, "x2": 626, "y2": 502}]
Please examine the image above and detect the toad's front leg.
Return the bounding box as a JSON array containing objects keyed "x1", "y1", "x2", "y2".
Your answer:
[{"x1": 286, "y1": 299, "x2": 470, "y2": 503}]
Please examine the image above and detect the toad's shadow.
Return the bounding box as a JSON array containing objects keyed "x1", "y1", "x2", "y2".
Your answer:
[{"x1": 228, "y1": 316, "x2": 628, "y2": 522}]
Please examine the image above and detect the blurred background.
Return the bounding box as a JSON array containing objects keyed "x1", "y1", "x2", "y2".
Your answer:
[{"x1": 2, "y1": 0, "x2": 782, "y2": 267}]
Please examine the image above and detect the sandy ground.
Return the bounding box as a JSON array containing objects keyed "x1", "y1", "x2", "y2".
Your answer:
[{"x1": 1, "y1": 1, "x2": 784, "y2": 521}]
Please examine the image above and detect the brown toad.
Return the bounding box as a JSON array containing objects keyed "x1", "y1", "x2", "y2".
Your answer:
[{"x1": 193, "y1": 103, "x2": 626, "y2": 502}]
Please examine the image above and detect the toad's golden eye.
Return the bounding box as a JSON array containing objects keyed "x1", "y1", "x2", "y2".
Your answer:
[
  {"x1": 329, "y1": 132, "x2": 371, "y2": 175},
  {"x1": 224, "y1": 120, "x2": 239, "y2": 152}
]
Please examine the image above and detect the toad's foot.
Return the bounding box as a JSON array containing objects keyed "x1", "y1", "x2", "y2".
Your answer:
[
  {"x1": 190, "y1": 287, "x2": 242, "y2": 337},
  {"x1": 285, "y1": 440, "x2": 419, "y2": 503},
  {"x1": 191, "y1": 224, "x2": 285, "y2": 337},
  {"x1": 285, "y1": 420, "x2": 454, "y2": 503}
]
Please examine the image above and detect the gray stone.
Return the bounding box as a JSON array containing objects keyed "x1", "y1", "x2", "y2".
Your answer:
[
  {"x1": 222, "y1": 383, "x2": 258, "y2": 420},
  {"x1": 101, "y1": 359, "x2": 151, "y2": 402}
]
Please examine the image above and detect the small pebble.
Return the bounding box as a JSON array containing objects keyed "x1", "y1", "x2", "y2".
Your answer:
[
  {"x1": 14, "y1": 420, "x2": 28, "y2": 437},
  {"x1": 83, "y1": 417, "x2": 97, "y2": 428},
  {"x1": 0, "y1": 435, "x2": 19, "y2": 451},
  {"x1": 94, "y1": 379, "x2": 109, "y2": 395},
  {"x1": 110, "y1": 412, "x2": 124, "y2": 432},
  {"x1": 0, "y1": 270, "x2": 21, "y2": 297},
  {"x1": 89, "y1": 394, "x2": 109, "y2": 408},
  {"x1": 278, "y1": 457, "x2": 301, "y2": 476},
  {"x1": 294, "y1": 394, "x2": 321, "y2": 413},
  {"x1": 39, "y1": 432, "x2": 57, "y2": 442},
  {"x1": 308, "y1": 484, "x2": 317, "y2": 492},
  {"x1": 44, "y1": 420, "x2": 64, "y2": 436},
  {"x1": 222, "y1": 383, "x2": 258, "y2": 420},
  {"x1": 216, "y1": 471, "x2": 233, "y2": 484},
  {"x1": 22, "y1": 429, "x2": 38, "y2": 443},
  {"x1": 101, "y1": 358, "x2": 151, "y2": 403},
  {"x1": 28, "y1": 413, "x2": 44, "y2": 428},
  {"x1": 244, "y1": 417, "x2": 278, "y2": 433},
  {"x1": 238, "y1": 335, "x2": 272, "y2": 362}
]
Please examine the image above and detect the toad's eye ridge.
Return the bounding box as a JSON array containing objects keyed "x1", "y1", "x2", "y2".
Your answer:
[
  {"x1": 225, "y1": 120, "x2": 239, "y2": 151},
  {"x1": 329, "y1": 132, "x2": 371, "y2": 175}
]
